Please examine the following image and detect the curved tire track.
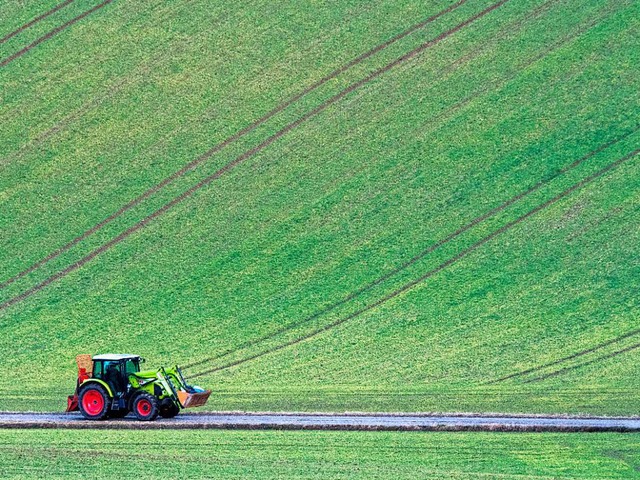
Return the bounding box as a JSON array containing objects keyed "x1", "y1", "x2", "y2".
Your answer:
[
  {"x1": 182, "y1": 9, "x2": 638, "y2": 369},
  {"x1": 184, "y1": 126, "x2": 640, "y2": 370},
  {"x1": 525, "y1": 341, "x2": 640, "y2": 383},
  {"x1": 493, "y1": 327, "x2": 640, "y2": 383},
  {"x1": 0, "y1": 0, "x2": 509, "y2": 311},
  {"x1": 0, "y1": 0, "x2": 77, "y2": 44},
  {"x1": 519, "y1": 340, "x2": 640, "y2": 384},
  {"x1": 188, "y1": 148, "x2": 640, "y2": 378},
  {"x1": 0, "y1": 0, "x2": 468, "y2": 290}
]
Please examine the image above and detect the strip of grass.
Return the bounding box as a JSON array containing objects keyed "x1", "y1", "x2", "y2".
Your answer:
[{"x1": 0, "y1": 429, "x2": 639, "y2": 479}]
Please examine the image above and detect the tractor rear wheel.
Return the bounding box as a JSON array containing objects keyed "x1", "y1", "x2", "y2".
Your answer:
[
  {"x1": 78, "y1": 385, "x2": 110, "y2": 420},
  {"x1": 159, "y1": 402, "x2": 180, "y2": 419},
  {"x1": 133, "y1": 393, "x2": 159, "y2": 421}
]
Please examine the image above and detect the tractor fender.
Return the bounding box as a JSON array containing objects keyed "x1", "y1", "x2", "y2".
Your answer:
[{"x1": 79, "y1": 378, "x2": 114, "y2": 398}]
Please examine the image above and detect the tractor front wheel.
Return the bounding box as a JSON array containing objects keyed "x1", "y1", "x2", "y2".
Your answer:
[
  {"x1": 78, "y1": 385, "x2": 110, "y2": 420},
  {"x1": 159, "y1": 402, "x2": 180, "y2": 419},
  {"x1": 133, "y1": 393, "x2": 159, "y2": 421}
]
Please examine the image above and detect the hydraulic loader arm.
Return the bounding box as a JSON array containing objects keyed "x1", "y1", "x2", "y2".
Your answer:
[{"x1": 166, "y1": 365, "x2": 212, "y2": 408}]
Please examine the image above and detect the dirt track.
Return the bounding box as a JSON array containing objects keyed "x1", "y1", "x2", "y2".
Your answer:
[{"x1": 1, "y1": 412, "x2": 639, "y2": 432}]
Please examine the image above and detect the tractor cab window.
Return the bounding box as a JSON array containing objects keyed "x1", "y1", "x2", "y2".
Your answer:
[
  {"x1": 124, "y1": 359, "x2": 140, "y2": 374},
  {"x1": 93, "y1": 360, "x2": 118, "y2": 378},
  {"x1": 103, "y1": 361, "x2": 121, "y2": 380},
  {"x1": 99, "y1": 361, "x2": 125, "y2": 394}
]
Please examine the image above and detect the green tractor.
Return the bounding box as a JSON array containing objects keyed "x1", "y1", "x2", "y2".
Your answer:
[{"x1": 66, "y1": 354, "x2": 210, "y2": 421}]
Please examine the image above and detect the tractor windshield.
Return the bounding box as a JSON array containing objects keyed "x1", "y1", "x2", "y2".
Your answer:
[{"x1": 124, "y1": 359, "x2": 140, "y2": 374}]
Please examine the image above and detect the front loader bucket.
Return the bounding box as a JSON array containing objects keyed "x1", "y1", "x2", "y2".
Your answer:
[{"x1": 177, "y1": 390, "x2": 211, "y2": 408}]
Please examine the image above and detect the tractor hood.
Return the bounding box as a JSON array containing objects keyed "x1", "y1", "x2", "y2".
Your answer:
[{"x1": 132, "y1": 370, "x2": 159, "y2": 379}]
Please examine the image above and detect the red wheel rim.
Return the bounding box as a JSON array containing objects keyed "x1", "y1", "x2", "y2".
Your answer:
[
  {"x1": 82, "y1": 389, "x2": 104, "y2": 416},
  {"x1": 136, "y1": 398, "x2": 152, "y2": 417}
]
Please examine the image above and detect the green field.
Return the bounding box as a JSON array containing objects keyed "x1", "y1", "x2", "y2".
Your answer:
[
  {"x1": 1, "y1": 0, "x2": 639, "y2": 419},
  {"x1": 0, "y1": 429, "x2": 638, "y2": 479}
]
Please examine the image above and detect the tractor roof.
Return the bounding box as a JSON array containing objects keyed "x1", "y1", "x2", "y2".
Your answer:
[{"x1": 92, "y1": 353, "x2": 140, "y2": 361}]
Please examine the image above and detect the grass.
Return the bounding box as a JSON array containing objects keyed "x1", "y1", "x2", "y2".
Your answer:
[
  {"x1": 1, "y1": 429, "x2": 639, "y2": 479},
  {"x1": 0, "y1": 0, "x2": 638, "y2": 417}
]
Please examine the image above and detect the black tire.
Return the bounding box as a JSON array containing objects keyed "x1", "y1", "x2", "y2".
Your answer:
[
  {"x1": 78, "y1": 385, "x2": 110, "y2": 420},
  {"x1": 108, "y1": 409, "x2": 129, "y2": 419},
  {"x1": 159, "y1": 402, "x2": 180, "y2": 419},
  {"x1": 133, "y1": 393, "x2": 159, "y2": 421}
]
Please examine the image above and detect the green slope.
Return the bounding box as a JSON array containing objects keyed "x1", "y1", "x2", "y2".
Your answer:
[
  {"x1": 1, "y1": 430, "x2": 639, "y2": 479},
  {"x1": 0, "y1": 0, "x2": 638, "y2": 414}
]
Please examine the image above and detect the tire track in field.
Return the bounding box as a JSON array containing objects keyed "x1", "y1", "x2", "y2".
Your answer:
[
  {"x1": 0, "y1": 0, "x2": 115, "y2": 68},
  {"x1": 0, "y1": 0, "x2": 377, "y2": 169},
  {"x1": 413, "y1": 2, "x2": 617, "y2": 136},
  {"x1": 0, "y1": 0, "x2": 506, "y2": 311},
  {"x1": 0, "y1": 0, "x2": 77, "y2": 44},
  {"x1": 524, "y1": 340, "x2": 640, "y2": 383},
  {"x1": 0, "y1": 0, "x2": 468, "y2": 289},
  {"x1": 493, "y1": 322, "x2": 640, "y2": 383},
  {"x1": 188, "y1": 149, "x2": 640, "y2": 378},
  {"x1": 183, "y1": 6, "x2": 630, "y2": 371},
  {"x1": 0, "y1": 2, "x2": 232, "y2": 170}
]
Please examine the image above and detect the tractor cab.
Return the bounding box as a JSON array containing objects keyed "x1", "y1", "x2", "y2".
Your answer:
[{"x1": 91, "y1": 354, "x2": 142, "y2": 396}]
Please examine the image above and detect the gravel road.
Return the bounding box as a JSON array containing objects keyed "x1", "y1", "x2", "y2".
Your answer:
[{"x1": 1, "y1": 412, "x2": 639, "y2": 431}]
